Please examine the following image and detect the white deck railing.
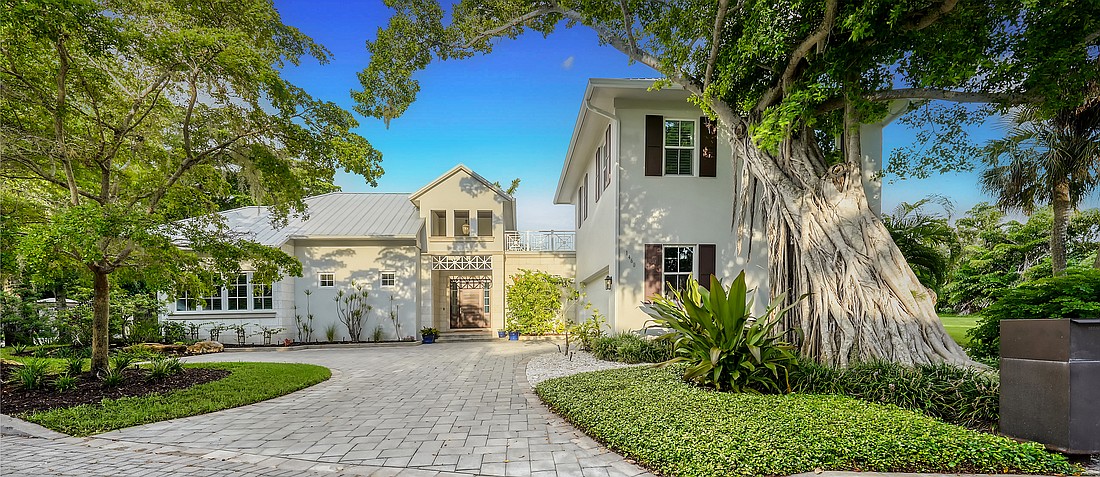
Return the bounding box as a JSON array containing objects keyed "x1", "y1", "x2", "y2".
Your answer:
[{"x1": 505, "y1": 230, "x2": 576, "y2": 252}]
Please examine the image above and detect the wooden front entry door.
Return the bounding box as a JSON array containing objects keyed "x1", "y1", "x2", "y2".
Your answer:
[{"x1": 449, "y1": 282, "x2": 489, "y2": 329}]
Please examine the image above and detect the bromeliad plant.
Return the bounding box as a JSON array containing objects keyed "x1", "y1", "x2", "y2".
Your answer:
[{"x1": 645, "y1": 272, "x2": 800, "y2": 393}]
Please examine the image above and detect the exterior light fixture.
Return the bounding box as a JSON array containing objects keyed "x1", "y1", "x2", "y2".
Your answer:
[{"x1": 604, "y1": 275, "x2": 613, "y2": 290}]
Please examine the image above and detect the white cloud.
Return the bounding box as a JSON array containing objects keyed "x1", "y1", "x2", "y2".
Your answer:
[{"x1": 561, "y1": 56, "x2": 575, "y2": 70}]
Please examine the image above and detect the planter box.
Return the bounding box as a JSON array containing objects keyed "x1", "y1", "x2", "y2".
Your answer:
[{"x1": 1000, "y1": 318, "x2": 1100, "y2": 454}]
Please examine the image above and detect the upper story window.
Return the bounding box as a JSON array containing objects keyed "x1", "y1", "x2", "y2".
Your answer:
[
  {"x1": 664, "y1": 119, "x2": 695, "y2": 176},
  {"x1": 663, "y1": 245, "x2": 694, "y2": 296},
  {"x1": 431, "y1": 210, "x2": 446, "y2": 237},
  {"x1": 581, "y1": 174, "x2": 589, "y2": 222},
  {"x1": 477, "y1": 210, "x2": 493, "y2": 237},
  {"x1": 319, "y1": 272, "x2": 335, "y2": 288},
  {"x1": 454, "y1": 210, "x2": 471, "y2": 236},
  {"x1": 380, "y1": 271, "x2": 396, "y2": 287},
  {"x1": 599, "y1": 125, "x2": 611, "y2": 197}
]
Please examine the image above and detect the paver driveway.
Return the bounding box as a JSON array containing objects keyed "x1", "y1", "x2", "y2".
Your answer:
[{"x1": 92, "y1": 340, "x2": 652, "y2": 477}]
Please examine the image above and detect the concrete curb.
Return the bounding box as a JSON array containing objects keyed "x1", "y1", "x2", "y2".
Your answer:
[{"x1": 0, "y1": 413, "x2": 68, "y2": 440}]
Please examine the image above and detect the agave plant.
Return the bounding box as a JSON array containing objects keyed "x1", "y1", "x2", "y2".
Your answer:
[{"x1": 645, "y1": 271, "x2": 800, "y2": 393}]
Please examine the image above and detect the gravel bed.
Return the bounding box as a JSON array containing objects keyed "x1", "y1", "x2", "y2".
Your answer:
[{"x1": 525, "y1": 350, "x2": 646, "y2": 386}]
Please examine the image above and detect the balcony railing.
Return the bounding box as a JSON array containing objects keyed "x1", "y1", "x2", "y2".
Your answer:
[{"x1": 505, "y1": 230, "x2": 576, "y2": 252}]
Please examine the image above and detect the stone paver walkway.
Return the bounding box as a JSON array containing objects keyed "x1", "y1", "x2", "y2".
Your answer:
[{"x1": 4, "y1": 341, "x2": 651, "y2": 477}]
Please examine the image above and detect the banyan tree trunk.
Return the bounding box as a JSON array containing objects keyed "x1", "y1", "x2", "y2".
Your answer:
[{"x1": 716, "y1": 103, "x2": 972, "y2": 367}]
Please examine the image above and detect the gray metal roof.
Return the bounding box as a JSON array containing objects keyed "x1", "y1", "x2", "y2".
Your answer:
[{"x1": 218, "y1": 193, "x2": 421, "y2": 246}]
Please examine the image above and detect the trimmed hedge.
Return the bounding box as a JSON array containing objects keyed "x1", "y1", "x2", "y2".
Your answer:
[
  {"x1": 535, "y1": 366, "x2": 1075, "y2": 477},
  {"x1": 788, "y1": 359, "x2": 999, "y2": 430},
  {"x1": 590, "y1": 332, "x2": 673, "y2": 364}
]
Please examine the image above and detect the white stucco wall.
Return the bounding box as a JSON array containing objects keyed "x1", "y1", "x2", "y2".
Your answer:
[
  {"x1": 414, "y1": 168, "x2": 513, "y2": 256},
  {"x1": 292, "y1": 238, "x2": 419, "y2": 342}
]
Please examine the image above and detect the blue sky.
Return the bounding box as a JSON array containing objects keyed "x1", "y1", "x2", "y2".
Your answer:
[{"x1": 273, "y1": 1, "x2": 1094, "y2": 229}]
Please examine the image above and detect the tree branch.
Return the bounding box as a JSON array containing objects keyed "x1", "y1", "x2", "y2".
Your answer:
[
  {"x1": 815, "y1": 88, "x2": 1032, "y2": 112},
  {"x1": 619, "y1": 0, "x2": 638, "y2": 57},
  {"x1": 464, "y1": 8, "x2": 555, "y2": 48},
  {"x1": 754, "y1": 0, "x2": 838, "y2": 113},
  {"x1": 902, "y1": 0, "x2": 959, "y2": 31},
  {"x1": 54, "y1": 39, "x2": 80, "y2": 206},
  {"x1": 703, "y1": 0, "x2": 737, "y2": 91}
]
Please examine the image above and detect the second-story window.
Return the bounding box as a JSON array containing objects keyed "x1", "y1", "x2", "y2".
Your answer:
[
  {"x1": 477, "y1": 210, "x2": 493, "y2": 237},
  {"x1": 455, "y1": 210, "x2": 471, "y2": 236},
  {"x1": 431, "y1": 210, "x2": 446, "y2": 237},
  {"x1": 664, "y1": 119, "x2": 695, "y2": 176},
  {"x1": 582, "y1": 173, "x2": 589, "y2": 221}
]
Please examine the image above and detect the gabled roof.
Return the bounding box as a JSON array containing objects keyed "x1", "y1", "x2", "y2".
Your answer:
[
  {"x1": 409, "y1": 164, "x2": 515, "y2": 205},
  {"x1": 214, "y1": 193, "x2": 421, "y2": 246}
]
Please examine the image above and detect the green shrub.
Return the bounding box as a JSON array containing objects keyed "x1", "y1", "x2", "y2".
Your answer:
[
  {"x1": 968, "y1": 268, "x2": 1100, "y2": 360},
  {"x1": 101, "y1": 367, "x2": 125, "y2": 387},
  {"x1": 789, "y1": 359, "x2": 999, "y2": 429},
  {"x1": 505, "y1": 269, "x2": 576, "y2": 335},
  {"x1": 11, "y1": 358, "x2": 49, "y2": 390},
  {"x1": 590, "y1": 332, "x2": 673, "y2": 364},
  {"x1": 109, "y1": 353, "x2": 137, "y2": 373},
  {"x1": 535, "y1": 366, "x2": 1076, "y2": 476},
  {"x1": 569, "y1": 313, "x2": 606, "y2": 351},
  {"x1": 147, "y1": 356, "x2": 183, "y2": 380},
  {"x1": 54, "y1": 374, "x2": 77, "y2": 392},
  {"x1": 64, "y1": 356, "x2": 85, "y2": 376},
  {"x1": 161, "y1": 321, "x2": 186, "y2": 343},
  {"x1": 645, "y1": 272, "x2": 799, "y2": 393}
]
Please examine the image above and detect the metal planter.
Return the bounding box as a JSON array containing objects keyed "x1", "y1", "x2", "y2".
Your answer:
[{"x1": 1000, "y1": 318, "x2": 1100, "y2": 454}]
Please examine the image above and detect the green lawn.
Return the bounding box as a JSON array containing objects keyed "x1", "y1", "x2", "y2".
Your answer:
[
  {"x1": 19, "y1": 362, "x2": 330, "y2": 436},
  {"x1": 536, "y1": 366, "x2": 1075, "y2": 477},
  {"x1": 939, "y1": 313, "x2": 980, "y2": 346},
  {"x1": 1, "y1": 345, "x2": 80, "y2": 373}
]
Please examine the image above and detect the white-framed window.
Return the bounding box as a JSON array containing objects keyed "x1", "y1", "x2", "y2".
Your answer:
[
  {"x1": 602, "y1": 125, "x2": 612, "y2": 189},
  {"x1": 227, "y1": 274, "x2": 248, "y2": 310},
  {"x1": 663, "y1": 245, "x2": 695, "y2": 296},
  {"x1": 176, "y1": 291, "x2": 199, "y2": 312},
  {"x1": 431, "y1": 210, "x2": 447, "y2": 237},
  {"x1": 581, "y1": 173, "x2": 589, "y2": 221},
  {"x1": 204, "y1": 287, "x2": 223, "y2": 311},
  {"x1": 664, "y1": 119, "x2": 695, "y2": 176},
  {"x1": 175, "y1": 274, "x2": 273, "y2": 313},
  {"x1": 455, "y1": 210, "x2": 471, "y2": 236},
  {"x1": 253, "y1": 283, "x2": 273, "y2": 310},
  {"x1": 477, "y1": 210, "x2": 493, "y2": 237},
  {"x1": 483, "y1": 287, "x2": 490, "y2": 313},
  {"x1": 319, "y1": 272, "x2": 335, "y2": 288},
  {"x1": 380, "y1": 271, "x2": 396, "y2": 287}
]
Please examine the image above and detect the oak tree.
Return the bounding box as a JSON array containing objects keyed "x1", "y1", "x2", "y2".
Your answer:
[{"x1": 1, "y1": 0, "x2": 382, "y2": 371}]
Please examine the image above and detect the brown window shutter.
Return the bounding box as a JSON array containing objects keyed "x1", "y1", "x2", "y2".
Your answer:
[
  {"x1": 700, "y1": 117, "x2": 718, "y2": 177},
  {"x1": 697, "y1": 244, "x2": 716, "y2": 289},
  {"x1": 644, "y1": 244, "x2": 663, "y2": 299},
  {"x1": 645, "y1": 115, "x2": 664, "y2": 176}
]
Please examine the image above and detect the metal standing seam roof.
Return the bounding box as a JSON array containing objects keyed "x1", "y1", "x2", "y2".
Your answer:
[{"x1": 216, "y1": 193, "x2": 422, "y2": 246}]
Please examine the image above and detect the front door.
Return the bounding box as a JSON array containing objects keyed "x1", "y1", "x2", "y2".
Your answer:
[{"x1": 449, "y1": 280, "x2": 489, "y2": 329}]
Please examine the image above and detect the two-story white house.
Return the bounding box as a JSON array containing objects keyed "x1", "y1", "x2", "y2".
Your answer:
[
  {"x1": 163, "y1": 165, "x2": 574, "y2": 344},
  {"x1": 555, "y1": 78, "x2": 898, "y2": 331}
]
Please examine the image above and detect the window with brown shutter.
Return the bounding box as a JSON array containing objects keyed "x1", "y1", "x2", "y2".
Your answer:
[
  {"x1": 697, "y1": 244, "x2": 716, "y2": 289},
  {"x1": 644, "y1": 244, "x2": 663, "y2": 299},
  {"x1": 700, "y1": 117, "x2": 717, "y2": 178},
  {"x1": 645, "y1": 115, "x2": 663, "y2": 176}
]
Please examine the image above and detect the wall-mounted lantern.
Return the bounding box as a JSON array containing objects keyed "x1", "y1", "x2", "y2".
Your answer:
[{"x1": 604, "y1": 275, "x2": 613, "y2": 290}]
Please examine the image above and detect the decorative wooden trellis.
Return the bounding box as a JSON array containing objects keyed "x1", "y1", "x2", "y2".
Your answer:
[
  {"x1": 449, "y1": 276, "x2": 492, "y2": 289},
  {"x1": 431, "y1": 255, "x2": 492, "y2": 271}
]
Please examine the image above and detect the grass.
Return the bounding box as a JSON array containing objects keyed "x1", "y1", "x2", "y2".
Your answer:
[
  {"x1": 536, "y1": 366, "x2": 1076, "y2": 477},
  {"x1": 939, "y1": 313, "x2": 980, "y2": 346},
  {"x1": 2, "y1": 345, "x2": 79, "y2": 373},
  {"x1": 19, "y1": 362, "x2": 330, "y2": 436}
]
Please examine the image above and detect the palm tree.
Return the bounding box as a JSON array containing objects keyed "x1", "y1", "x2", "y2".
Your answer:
[
  {"x1": 981, "y1": 95, "x2": 1100, "y2": 275},
  {"x1": 883, "y1": 196, "x2": 961, "y2": 297}
]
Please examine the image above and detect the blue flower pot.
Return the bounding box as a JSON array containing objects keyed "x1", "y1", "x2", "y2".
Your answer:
[
  {"x1": 508, "y1": 331, "x2": 520, "y2": 341},
  {"x1": 497, "y1": 331, "x2": 506, "y2": 338},
  {"x1": 423, "y1": 335, "x2": 436, "y2": 344}
]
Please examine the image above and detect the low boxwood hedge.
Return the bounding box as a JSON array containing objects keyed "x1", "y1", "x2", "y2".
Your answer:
[{"x1": 535, "y1": 366, "x2": 1076, "y2": 477}]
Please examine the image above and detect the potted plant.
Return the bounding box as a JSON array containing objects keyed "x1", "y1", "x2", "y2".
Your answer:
[
  {"x1": 497, "y1": 329, "x2": 506, "y2": 338},
  {"x1": 420, "y1": 327, "x2": 439, "y2": 344}
]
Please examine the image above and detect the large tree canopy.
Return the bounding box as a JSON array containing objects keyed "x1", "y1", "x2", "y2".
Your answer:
[
  {"x1": 356, "y1": 0, "x2": 1099, "y2": 365},
  {"x1": 0, "y1": 0, "x2": 383, "y2": 371}
]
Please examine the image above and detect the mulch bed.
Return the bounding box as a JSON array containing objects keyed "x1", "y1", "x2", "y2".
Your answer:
[{"x1": 0, "y1": 365, "x2": 230, "y2": 415}]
